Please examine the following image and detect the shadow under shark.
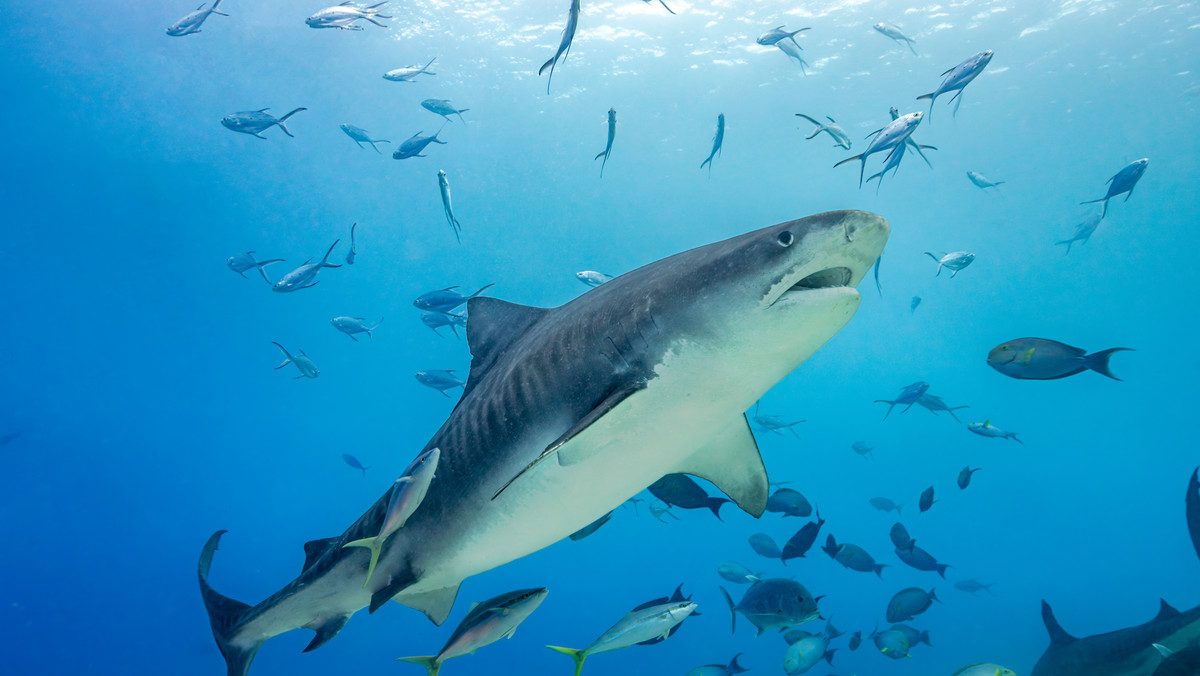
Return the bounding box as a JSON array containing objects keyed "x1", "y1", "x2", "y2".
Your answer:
[
  {"x1": 198, "y1": 210, "x2": 889, "y2": 675},
  {"x1": 1032, "y1": 469, "x2": 1200, "y2": 675}
]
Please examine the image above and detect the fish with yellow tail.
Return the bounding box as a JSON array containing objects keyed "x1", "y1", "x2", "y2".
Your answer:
[
  {"x1": 547, "y1": 600, "x2": 696, "y2": 675},
  {"x1": 343, "y1": 448, "x2": 440, "y2": 586}
]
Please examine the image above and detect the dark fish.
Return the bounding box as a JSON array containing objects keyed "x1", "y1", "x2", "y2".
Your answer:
[
  {"x1": 1189, "y1": 468, "x2": 1200, "y2": 564},
  {"x1": 910, "y1": 295, "x2": 921, "y2": 313},
  {"x1": 889, "y1": 522, "x2": 914, "y2": 551},
  {"x1": 957, "y1": 466, "x2": 981, "y2": 490},
  {"x1": 823, "y1": 534, "x2": 887, "y2": 578},
  {"x1": 569, "y1": 511, "x2": 613, "y2": 541},
  {"x1": 885, "y1": 587, "x2": 939, "y2": 623},
  {"x1": 766, "y1": 488, "x2": 813, "y2": 517},
  {"x1": 413, "y1": 284, "x2": 495, "y2": 314},
  {"x1": 642, "y1": 0, "x2": 676, "y2": 15},
  {"x1": 700, "y1": 114, "x2": 725, "y2": 175},
  {"x1": 342, "y1": 453, "x2": 370, "y2": 478},
  {"x1": 595, "y1": 108, "x2": 616, "y2": 178},
  {"x1": 874, "y1": 381, "x2": 929, "y2": 420},
  {"x1": 648, "y1": 474, "x2": 729, "y2": 519},
  {"x1": 393, "y1": 129, "x2": 447, "y2": 159},
  {"x1": 221, "y1": 107, "x2": 306, "y2": 139},
  {"x1": 686, "y1": 653, "x2": 747, "y2": 676},
  {"x1": 782, "y1": 509, "x2": 825, "y2": 563},
  {"x1": 421, "y1": 311, "x2": 467, "y2": 339},
  {"x1": 917, "y1": 50, "x2": 994, "y2": 119},
  {"x1": 954, "y1": 579, "x2": 996, "y2": 596},
  {"x1": 1056, "y1": 214, "x2": 1103, "y2": 254},
  {"x1": 896, "y1": 543, "x2": 950, "y2": 578},
  {"x1": 631, "y1": 584, "x2": 699, "y2": 645},
  {"x1": 1080, "y1": 158, "x2": 1149, "y2": 218},
  {"x1": 916, "y1": 393, "x2": 969, "y2": 422},
  {"x1": 0, "y1": 432, "x2": 19, "y2": 445},
  {"x1": 345, "y1": 222, "x2": 357, "y2": 265},
  {"x1": 748, "y1": 533, "x2": 782, "y2": 560},
  {"x1": 918, "y1": 487, "x2": 936, "y2": 513},
  {"x1": 870, "y1": 497, "x2": 902, "y2": 515},
  {"x1": 848, "y1": 630, "x2": 862, "y2": 651},
  {"x1": 720, "y1": 578, "x2": 821, "y2": 635},
  {"x1": 988, "y1": 337, "x2": 1132, "y2": 381},
  {"x1": 539, "y1": 0, "x2": 580, "y2": 94},
  {"x1": 414, "y1": 370, "x2": 465, "y2": 398},
  {"x1": 890, "y1": 623, "x2": 932, "y2": 647}
]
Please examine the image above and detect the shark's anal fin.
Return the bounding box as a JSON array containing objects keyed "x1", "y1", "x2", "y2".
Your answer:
[
  {"x1": 394, "y1": 583, "x2": 462, "y2": 626},
  {"x1": 198, "y1": 531, "x2": 263, "y2": 676},
  {"x1": 302, "y1": 537, "x2": 338, "y2": 573},
  {"x1": 302, "y1": 614, "x2": 351, "y2": 652},
  {"x1": 672, "y1": 415, "x2": 769, "y2": 517},
  {"x1": 463, "y1": 297, "x2": 549, "y2": 396},
  {"x1": 491, "y1": 380, "x2": 645, "y2": 500},
  {"x1": 1040, "y1": 600, "x2": 1078, "y2": 645}
]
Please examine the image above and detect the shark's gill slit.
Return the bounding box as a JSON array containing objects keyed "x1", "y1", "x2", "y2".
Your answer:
[{"x1": 791, "y1": 267, "x2": 852, "y2": 291}]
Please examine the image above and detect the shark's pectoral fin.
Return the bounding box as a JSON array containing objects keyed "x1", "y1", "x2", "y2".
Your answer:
[
  {"x1": 302, "y1": 613, "x2": 351, "y2": 652},
  {"x1": 301, "y1": 536, "x2": 338, "y2": 573},
  {"x1": 394, "y1": 582, "x2": 462, "y2": 626},
  {"x1": 673, "y1": 415, "x2": 768, "y2": 517},
  {"x1": 492, "y1": 380, "x2": 646, "y2": 499}
]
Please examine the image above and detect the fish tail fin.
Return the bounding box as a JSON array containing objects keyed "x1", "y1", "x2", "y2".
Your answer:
[
  {"x1": 395, "y1": 656, "x2": 440, "y2": 676},
  {"x1": 276, "y1": 108, "x2": 307, "y2": 137},
  {"x1": 920, "y1": 630, "x2": 933, "y2": 646},
  {"x1": 254, "y1": 259, "x2": 285, "y2": 283},
  {"x1": 198, "y1": 531, "x2": 263, "y2": 676},
  {"x1": 936, "y1": 564, "x2": 950, "y2": 578},
  {"x1": 895, "y1": 504, "x2": 903, "y2": 515},
  {"x1": 1085, "y1": 347, "x2": 1133, "y2": 380},
  {"x1": 1079, "y1": 197, "x2": 1104, "y2": 205},
  {"x1": 1009, "y1": 432, "x2": 1023, "y2": 445},
  {"x1": 832, "y1": 154, "x2": 862, "y2": 169},
  {"x1": 707, "y1": 497, "x2": 729, "y2": 520},
  {"x1": 823, "y1": 648, "x2": 837, "y2": 665},
  {"x1": 719, "y1": 586, "x2": 737, "y2": 634},
  {"x1": 272, "y1": 341, "x2": 292, "y2": 369},
  {"x1": 873, "y1": 564, "x2": 887, "y2": 579},
  {"x1": 211, "y1": 0, "x2": 229, "y2": 15},
  {"x1": 342, "y1": 536, "x2": 384, "y2": 587},
  {"x1": 468, "y1": 283, "x2": 496, "y2": 299},
  {"x1": 916, "y1": 92, "x2": 933, "y2": 101},
  {"x1": 546, "y1": 646, "x2": 588, "y2": 676},
  {"x1": 367, "y1": 16, "x2": 389, "y2": 27},
  {"x1": 929, "y1": 587, "x2": 941, "y2": 604},
  {"x1": 594, "y1": 150, "x2": 607, "y2": 160},
  {"x1": 319, "y1": 239, "x2": 341, "y2": 265}
]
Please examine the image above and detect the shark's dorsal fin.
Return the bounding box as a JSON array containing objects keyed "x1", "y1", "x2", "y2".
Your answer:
[
  {"x1": 394, "y1": 583, "x2": 462, "y2": 626},
  {"x1": 302, "y1": 537, "x2": 338, "y2": 573},
  {"x1": 464, "y1": 297, "x2": 549, "y2": 395},
  {"x1": 302, "y1": 613, "x2": 351, "y2": 653},
  {"x1": 1041, "y1": 600, "x2": 1077, "y2": 645},
  {"x1": 1155, "y1": 598, "x2": 1181, "y2": 620},
  {"x1": 673, "y1": 415, "x2": 769, "y2": 517}
]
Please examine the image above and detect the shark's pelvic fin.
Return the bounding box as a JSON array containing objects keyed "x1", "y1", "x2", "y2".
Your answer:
[
  {"x1": 369, "y1": 566, "x2": 419, "y2": 614},
  {"x1": 673, "y1": 415, "x2": 769, "y2": 517},
  {"x1": 1040, "y1": 600, "x2": 1078, "y2": 645},
  {"x1": 302, "y1": 537, "x2": 338, "y2": 573},
  {"x1": 463, "y1": 298, "x2": 549, "y2": 395},
  {"x1": 394, "y1": 583, "x2": 462, "y2": 626},
  {"x1": 198, "y1": 531, "x2": 263, "y2": 676},
  {"x1": 302, "y1": 613, "x2": 351, "y2": 652}
]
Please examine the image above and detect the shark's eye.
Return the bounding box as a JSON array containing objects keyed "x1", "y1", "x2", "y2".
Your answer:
[{"x1": 777, "y1": 231, "x2": 794, "y2": 248}]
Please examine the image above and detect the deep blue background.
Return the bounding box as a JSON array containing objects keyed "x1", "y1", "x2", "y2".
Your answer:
[{"x1": 1, "y1": 0, "x2": 1197, "y2": 674}]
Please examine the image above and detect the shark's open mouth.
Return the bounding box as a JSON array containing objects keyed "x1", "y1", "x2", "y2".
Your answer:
[{"x1": 790, "y1": 267, "x2": 852, "y2": 291}]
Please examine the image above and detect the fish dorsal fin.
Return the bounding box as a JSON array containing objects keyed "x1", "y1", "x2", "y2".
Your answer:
[
  {"x1": 394, "y1": 582, "x2": 462, "y2": 626},
  {"x1": 302, "y1": 537, "x2": 338, "y2": 573},
  {"x1": 1156, "y1": 598, "x2": 1181, "y2": 620},
  {"x1": 672, "y1": 415, "x2": 769, "y2": 517},
  {"x1": 1041, "y1": 601, "x2": 1077, "y2": 644},
  {"x1": 463, "y1": 297, "x2": 549, "y2": 395}
]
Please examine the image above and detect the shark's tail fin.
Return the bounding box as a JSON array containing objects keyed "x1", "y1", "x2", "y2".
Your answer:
[
  {"x1": 546, "y1": 646, "x2": 588, "y2": 676},
  {"x1": 342, "y1": 536, "x2": 384, "y2": 587},
  {"x1": 276, "y1": 107, "x2": 307, "y2": 138},
  {"x1": 396, "y1": 655, "x2": 441, "y2": 676},
  {"x1": 1084, "y1": 347, "x2": 1133, "y2": 381},
  {"x1": 198, "y1": 531, "x2": 263, "y2": 676}
]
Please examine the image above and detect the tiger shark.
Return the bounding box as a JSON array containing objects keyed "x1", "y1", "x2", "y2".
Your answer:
[
  {"x1": 1031, "y1": 468, "x2": 1200, "y2": 676},
  {"x1": 198, "y1": 210, "x2": 890, "y2": 675}
]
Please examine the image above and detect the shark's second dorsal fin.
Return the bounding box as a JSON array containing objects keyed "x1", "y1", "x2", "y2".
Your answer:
[
  {"x1": 673, "y1": 415, "x2": 769, "y2": 517},
  {"x1": 463, "y1": 297, "x2": 549, "y2": 394},
  {"x1": 1041, "y1": 601, "x2": 1077, "y2": 645},
  {"x1": 302, "y1": 537, "x2": 338, "y2": 573},
  {"x1": 1155, "y1": 598, "x2": 1181, "y2": 620}
]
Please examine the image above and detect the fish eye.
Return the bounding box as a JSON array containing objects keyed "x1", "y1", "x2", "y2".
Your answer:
[{"x1": 777, "y1": 231, "x2": 794, "y2": 248}]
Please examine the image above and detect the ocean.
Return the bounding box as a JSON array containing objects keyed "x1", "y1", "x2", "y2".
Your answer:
[{"x1": 1, "y1": 0, "x2": 1197, "y2": 674}]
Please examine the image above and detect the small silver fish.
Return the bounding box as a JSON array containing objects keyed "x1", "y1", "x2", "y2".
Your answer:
[
  {"x1": 306, "y1": 2, "x2": 390, "y2": 30},
  {"x1": 575, "y1": 271, "x2": 613, "y2": 287},
  {"x1": 272, "y1": 342, "x2": 319, "y2": 379},
  {"x1": 340, "y1": 124, "x2": 389, "y2": 153},
  {"x1": 393, "y1": 129, "x2": 447, "y2": 160},
  {"x1": 437, "y1": 170, "x2": 462, "y2": 242},
  {"x1": 547, "y1": 601, "x2": 697, "y2": 673},
  {"x1": 873, "y1": 23, "x2": 916, "y2": 55},
  {"x1": 415, "y1": 370, "x2": 465, "y2": 397},
  {"x1": 795, "y1": 114, "x2": 851, "y2": 150},
  {"x1": 226, "y1": 251, "x2": 284, "y2": 283},
  {"x1": 967, "y1": 419, "x2": 1021, "y2": 444},
  {"x1": 540, "y1": 0, "x2": 581, "y2": 94},
  {"x1": 330, "y1": 316, "x2": 383, "y2": 342},
  {"x1": 924, "y1": 250, "x2": 975, "y2": 277},
  {"x1": 221, "y1": 108, "x2": 306, "y2": 139},
  {"x1": 384, "y1": 57, "x2": 437, "y2": 82},
  {"x1": 421, "y1": 99, "x2": 469, "y2": 123},
  {"x1": 166, "y1": 0, "x2": 228, "y2": 36},
  {"x1": 273, "y1": 240, "x2": 341, "y2": 292}
]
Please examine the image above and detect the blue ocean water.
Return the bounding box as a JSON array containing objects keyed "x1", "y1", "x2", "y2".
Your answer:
[{"x1": 1, "y1": 0, "x2": 1198, "y2": 674}]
